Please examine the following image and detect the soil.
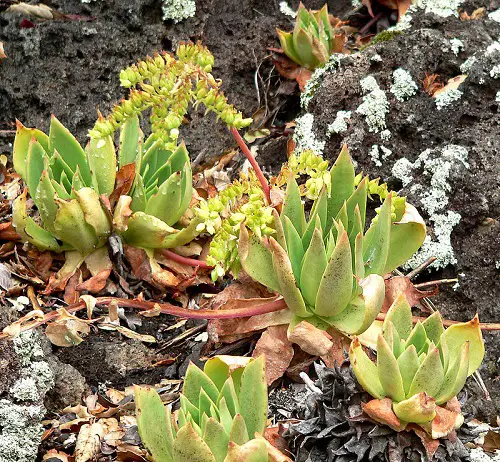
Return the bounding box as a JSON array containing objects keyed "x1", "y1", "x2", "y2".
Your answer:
[{"x1": 0, "y1": 0, "x2": 499, "y2": 459}]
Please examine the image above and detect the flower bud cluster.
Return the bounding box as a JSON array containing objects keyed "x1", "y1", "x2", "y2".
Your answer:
[{"x1": 289, "y1": 150, "x2": 331, "y2": 200}]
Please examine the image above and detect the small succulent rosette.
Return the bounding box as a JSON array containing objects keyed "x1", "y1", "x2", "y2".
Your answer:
[
  {"x1": 239, "y1": 147, "x2": 426, "y2": 336},
  {"x1": 349, "y1": 294, "x2": 485, "y2": 439},
  {"x1": 135, "y1": 356, "x2": 284, "y2": 461}
]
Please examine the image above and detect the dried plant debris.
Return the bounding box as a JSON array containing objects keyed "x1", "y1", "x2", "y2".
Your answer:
[{"x1": 283, "y1": 362, "x2": 482, "y2": 462}]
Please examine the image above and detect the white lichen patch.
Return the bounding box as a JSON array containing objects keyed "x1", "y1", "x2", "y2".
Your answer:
[
  {"x1": 370, "y1": 53, "x2": 383, "y2": 62},
  {"x1": 279, "y1": 1, "x2": 297, "y2": 18},
  {"x1": 490, "y1": 65, "x2": 500, "y2": 79},
  {"x1": 460, "y1": 56, "x2": 477, "y2": 73},
  {"x1": 293, "y1": 113, "x2": 325, "y2": 155},
  {"x1": 435, "y1": 88, "x2": 463, "y2": 110},
  {"x1": 1, "y1": 330, "x2": 54, "y2": 462},
  {"x1": 496, "y1": 91, "x2": 500, "y2": 102},
  {"x1": 369, "y1": 144, "x2": 392, "y2": 167},
  {"x1": 380, "y1": 129, "x2": 392, "y2": 141},
  {"x1": 413, "y1": 0, "x2": 464, "y2": 17},
  {"x1": 393, "y1": 145, "x2": 469, "y2": 270},
  {"x1": 450, "y1": 38, "x2": 465, "y2": 55},
  {"x1": 162, "y1": 0, "x2": 196, "y2": 22},
  {"x1": 301, "y1": 54, "x2": 344, "y2": 109},
  {"x1": 488, "y1": 9, "x2": 500, "y2": 23},
  {"x1": 390, "y1": 68, "x2": 418, "y2": 101},
  {"x1": 327, "y1": 111, "x2": 352, "y2": 135},
  {"x1": 486, "y1": 41, "x2": 500, "y2": 56},
  {"x1": 356, "y1": 76, "x2": 389, "y2": 133}
]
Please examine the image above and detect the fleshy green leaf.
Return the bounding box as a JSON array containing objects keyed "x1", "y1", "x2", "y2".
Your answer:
[
  {"x1": 146, "y1": 171, "x2": 185, "y2": 225},
  {"x1": 238, "y1": 356, "x2": 267, "y2": 439},
  {"x1": 13, "y1": 120, "x2": 49, "y2": 181},
  {"x1": 422, "y1": 311, "x2": 445, "y2": 345},
  {"x1": 383, "y1": 294, "x2": 413, "y2": 341},
  {"x1": 327, "y1": 145, "x2": 355, "y2": 224},
  {"x1": 406, "y1": 321, "x2": 427, "y2": 353},
  {"x1": 48, "y1": 115, "x2": 91, "y2": 186},
  {"x1": 314, "y1": 230, "x2": 353, "y2": 317},
  {"x1": 349, "y1": 337, "x2": 385, "y2": 399},
  {"x1": 383, "y1": 203, "x2": 426, "y2": 274},
  {"x1": 408, "y1": 345, "x2": 444, "y2": 398},
  {"x1": 435, "y1": 341, "x2": 470, "y2": 405},
  {"x1": 238, "y1": 225, "x2": 280, "y2": 293},
  {"x1": 443, "y1": 315, "x2": 484, "y2": 376},
  {"x1": 283, "y1": 216, "x2": 305, "y2": 283},
  {"x1": 363, "y1": 194, "x2": 392, "y2": 275},
  {"x1": 204, "y1": 357, "x2": 230, "y2": 391},
  {"x1": 118, "y1": 115, "x2": 143, "y2": 169},
  {"x1": 26, "y1": 139, "x2": 47, "y2": 200},
  {"x1": 203, "y1": 418, "x2": 229, "y2": 462},
  {"x1": 75, "y1": 187, "x2": 111, "y2": 240},
  {"x1": 281, "y1": 177, "x2": 305, "y2": 235},
  {"x1": 135, "y1": 385, "x2": 173, "y2": 462},
  {"x1": 86, "y1": 135, "x2": 117, "y2": 196},
  {"x1": 228, "y1": 414, "x2": 249, "y2": 445},
  {"x1": 270, "y1": 237, "x2": 310, "y2": 318},
  {"x1": 377, "y1": 334, "x2": 406, "y2": 402},
  {"x1": 183, "y1": 362, "x2": 220, "y2": 407},
  {"x1": 397, "y1": 344, "x2": 420, "y2": 396},
  {"x1": 300, "y1": 228, "x2": 327, "y2": 307},
  {"x1": 293, "y1": 27, "x2": 320, "y2": 69},
  {"x1": 224, "y1": 438, "x2": 268, "y2": 462},
  {"x1": 277, "y1": 29, "x2": 302, "y2": 66},
  {"x1": 173, "y1": 423, "x2": 216, "y2": 462},
  {"x1": 392, "y1": 392, "x2": 437, "y2": 424}
]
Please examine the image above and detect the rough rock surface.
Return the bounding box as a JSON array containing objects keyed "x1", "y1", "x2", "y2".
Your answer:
[{"x1": 300, "y1": 1, "x2": 500, "y2": 416}]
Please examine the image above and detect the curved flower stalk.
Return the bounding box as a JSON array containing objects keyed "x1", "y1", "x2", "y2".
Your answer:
[
  {"x1": 112, "y1": 116, "x2": 200, "y2": 250},
  {"x1": 135, "y1": 356, "x2": 272, "y2": 461},
  {"x1": 276, "y1": 3, "x2": 346, "y2": 71},
  {"x1": 12, "y1": 116, "x2": 115, "y2": 283},
  {"x1": 349, "y1": 294, "x2": 485, "y2": 437},
  {"x1": 239, "y1": 146, "x2": 427, "y2": 335},
  {"x1": 89, "y1": 42, "x2": 252, "y2": 150}
]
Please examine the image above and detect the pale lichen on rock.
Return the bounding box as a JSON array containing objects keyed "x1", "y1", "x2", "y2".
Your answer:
[
  {"x1": 390, "y1": 68, "x2": 418, "y2": 101},
  {"x1": 356, "y1": 75, "x2": 389, "y2": 133},
  {"x1": 326, "y1": 111, "x2": 352, "y2": 135},
  {"x1": 293, "y1": 113, "x2": 325, "y2": 155},
  {"x1": 162, "y1": 0, "x2": 196, "y2": 23}
]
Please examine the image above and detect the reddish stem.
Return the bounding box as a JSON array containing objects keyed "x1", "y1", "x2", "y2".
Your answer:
[
  {"x1": 0, "y1": 297, "x2": 288, "y2": 340},
  {"x1": 230, "y1": 127, "x2": 271, "y2": 203},
  {"x1": 161, "y1": 249, "x2": 213, "y2": 269}
]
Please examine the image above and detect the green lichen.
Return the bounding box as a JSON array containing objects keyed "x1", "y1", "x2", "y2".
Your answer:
[{"x1": 360, "y1": 30, "x2": 403, "y2": 51}]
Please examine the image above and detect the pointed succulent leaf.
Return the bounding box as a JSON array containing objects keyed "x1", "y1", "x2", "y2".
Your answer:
[
  {"x1": 437, "y1": 332, "x2": 450, "y2": 373},
  {"x1": 328, "y1": 274, "x2": 384, "y2": 335},
  {"x1": 199, "y1": 388, "x2": 219, "y2": 423},
  {"x1": 203, "y1": 357, "x2": 231, "y2": 391},
  {"x1": 218, "y1": 398, "x2": 234, "y2": 435},
  {"x1": 224, "y1": 438, "x2": 268, "y2": 462},
  {"x1": 392, "y1": 392, "x2": 437, "y2": 424},
  {"x1": 229, "y1": 414, "x2": 250, "y2": 445},
  {"x1": 377, "y1": 334, "x2": 406, "y2": 402},
  {"x1": 86, "y1": 136, "x2": 117, "y2": 196},
  {"x1": 13, "y1": 120, "x2": 49, "y2": 181},
  {"x1": 300, "y1": 228, "x2": 328, "y2": 307},
  {"x1": 422, "y1": 311, "x2": 445, "y2": 345},
  {"x1": 435, "y1": 341, "x2": 470, "y2": 405},
  {"x1": 146, "y1": 171, "x2": 185, "y2": 225},
  {"x1": 396, "y1": 344, "x2": 420, "y2": 396},
  {"x1": 354, "y1": 232, "x2": 365, "y2": 279},
  {"x1": 309, "y1": 187, "x2": 328, "y2": 232},
  {"x1": 272, "y1": 209, "x2": 287, "y2": 251},
  {"x1": 53, "y1": 198, "x2": 99, "y2": 255},
  {"x1": 281, "y1": 177, "x2": 305, "y2": 235},
  {"x1": 383, "y1": 203, "x2": 426, "y2": 274},
  {"x1": 26, "y1": 139, "x2": 47, "y2": 200},
  {"x1": 443, "y1": 315, "x2": 484, "y2": 376},
  {"x1": 346, "y1": 177, "x2": 368, "y2": 231},
  {"x1": 310, "y1": 36, "x2": 329, "y2": 64},
  {"x1": 160, "y1": 216, "x2": 205, "y2": 248},
  {"x1": 293, "y1": 27, "x2": 319, "y2": 70},
  {"x1": 120, "y1": 212, "x2": 177, "y2": 248},
  {"x1": 282, "y1": 216, "x2": 305, "y2": 282},
  {"x1": 118, "y1": 115, "x2": 143, "y2": 168},
  {"x1": 408, "y1": 346, "x2": 444, "y2": 398},
  {"x1": 173, "y1": 423, "x2": 216, "y2": 462},
  {"x1": 184, "y1": 362, "x2": 220, "y2": 407},
  {"x1": 270, "y1": 237, "x2": 310, "y2": 318},
  {"x1": 299, "y1": 214, "x2": 320, "y2": 260},
  {"x1": 349, "y1": 337, "x2": 385, "y2": 399},
  {"x1": 406, "y1": 321, "x2": 428, "y2": 353},
  {"x1": 130, "y1": 174, "x2": 147, "y2": 212},
  {"x1": 238, "y1": 356, "x2": 267, "y2": 439},
  {"x1": 12, "y1": 190, "x2": 67, "y2": 252},
  {"x1": 34, "y1": 169, "x2": 58, "y2": 233},
  {"x1": 75, "y1": 187, "x2": 111, "y2": 240},
  {"x1": 238, "y1": 225, "x2": 280, "y2": 293},
  {"x1": 180, "y1": 394, "x2": 200, "y2": 424},
  {"x1": 327, "y1": 145, "x2": 355, "y2": 224},
  {"x1": 334, "y1": 202, "x2": 349, "y2": 233},
  {"x1": 383, "y1": 321, "x2": 402, "y2": 358},
  {"x1": 363, "y1": 194, "x2": 392, "y2": 275},
  {"x1": 314, "y1": 230, "x2": 353, "y2": 317},
  {"x1": 383, "y1": 294, "x2": 413, "y2": 340},
  {"x1": 49, "y1": 115, "x2": 92, "y2": 186},
  {"x1": 203, "y1": 418, "x2": 229, "y2": 462},
  {"x1": 135, "y1": 385, "x2": 173, "y2": 462},
  {"x1": 277, "y1": 29, "x2": 302, "y2": 65}
]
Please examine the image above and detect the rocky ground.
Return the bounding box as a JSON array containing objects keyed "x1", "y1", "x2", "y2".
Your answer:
[{"x1": 0, "y1": 0, "x2": 499, "y2": 460}]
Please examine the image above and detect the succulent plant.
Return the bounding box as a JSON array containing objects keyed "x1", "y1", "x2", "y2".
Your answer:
[
  {"x1": 12, "y1": 116, "x2": 114, "y2": 274},
  {"x1": 135, "y1": 356, "x2": 270, "y2": 461},
  {"x1": 349, "y1": 294, "x2": 485, "y2": 432},
  {"x1": 239, "y1": 146, "x2": 426, "y2": 335},
  {"x1": 113, "y1": 116, "x2": 200, "y2": 250},
  {"x1": 276, "y1": 3, "x2": 346, "y2": 70}
]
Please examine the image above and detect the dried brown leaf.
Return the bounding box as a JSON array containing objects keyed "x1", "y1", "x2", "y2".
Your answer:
[
  {"x1": 383, "y1": 276, "x2": 438, "y2": 312},
  {"x1": 0, "y1": 43, "x2": 6, "y2": 61},
  {"x1": 74, "y1": 422, "x2": 104, "y2": 462},
  {"x1": 253, "y1": 325, "x2": 294, "y2": 385},
  {"x1": 109, "y1": 163, "x2": 136, "y2": 206},
  {"x1": 287, "y1": 321, "x2": 333, "y2": 357},
  {"x1": 362, "y1": 398, "x2": 405, "y2": 431},
  {"x1": 483, "y1": 430, "x2": 500, "y2": 453}
]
